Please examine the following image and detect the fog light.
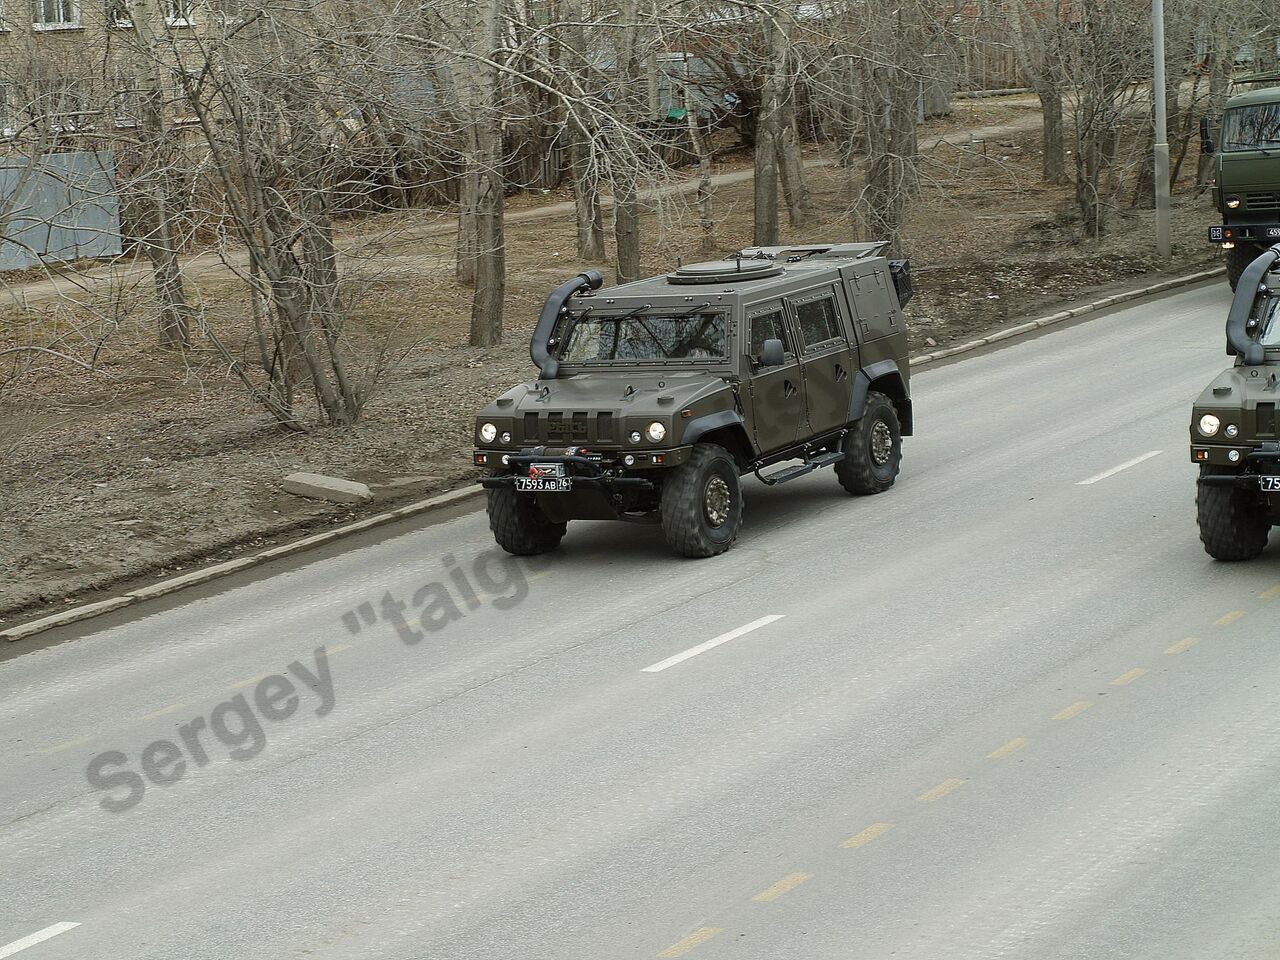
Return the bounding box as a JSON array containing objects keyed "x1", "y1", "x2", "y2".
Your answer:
[
  {"x1": 501, "y1": 454, "x2": 511, "y2": 465},
  {"x1": 623, "y1": 454, "x2": 636, "y2": 466},
  {"x1": 1229, "y1": 449, "x2": 1242, "y2": 463},
  {"x1": 1225, "y1": 424, "x2": 1240, "y2": 438}
]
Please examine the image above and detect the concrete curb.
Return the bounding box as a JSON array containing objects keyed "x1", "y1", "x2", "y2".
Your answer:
[
  {"x1": 2, "y1": 265, "x2": 1226, "y2": 643},
  {"x1": 910, "y1": 266, "x2": 1225, "y2": 368},
  {"x1": 1, "y1": 484, "x2": 484, "y2": 643}
]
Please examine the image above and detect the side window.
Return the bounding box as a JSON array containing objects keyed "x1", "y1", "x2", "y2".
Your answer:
[
  {"x1": 749, "y1": 307, "x2": 790, "y2": 357},
  {"x1": 792, "y1": 294, "x2": 844, "y2": 350}
]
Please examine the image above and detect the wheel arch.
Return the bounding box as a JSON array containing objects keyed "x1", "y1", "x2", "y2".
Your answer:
[{"x1": 850, "y1": 361, "x2": 913, "y2": 436}]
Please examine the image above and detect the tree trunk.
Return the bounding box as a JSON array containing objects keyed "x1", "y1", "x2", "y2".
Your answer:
[
  {"x1": 613, "y1": 0, "x2": 644, "y2": 283},
  {"x1": 685, "y1": 79, "x2": 716, "y2": 254},
  {"x1": 456, "y1": 159, "x2": 479, "y2": 285},
  {"x1": 614, "y1": 174, "x2": 640, "y2": 283},
  {"x1": 468, "y1": 0, "x2": 505, "y2": 346},
  {"x1": 128, "y1": 0, "x2": 191, "y2": 349},
  {"x1": 753, "y1": 13, "x2": 785, "y2": 245},
  {"x1": 561, "y1": 0, "x2": 605, "y2": 260}
]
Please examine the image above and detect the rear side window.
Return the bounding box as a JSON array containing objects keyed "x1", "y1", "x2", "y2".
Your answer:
[
  {"x1": 793, "y1": 294, "x2": 844, "y2": 350},
  {"x1": 749, "y1": 307, "x2": 790, "y2": 357}
]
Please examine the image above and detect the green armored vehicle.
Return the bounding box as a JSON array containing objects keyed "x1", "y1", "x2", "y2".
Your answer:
[
  {"x1": 1203, "y1": 83, "x2": 1280, "y2": 289},
  {"x1": 1191, "y1": 243, "x2": 1280, "y2": 560},
  {"x1": 473, "y1": 243, "x2": 914, "y2": 558}
]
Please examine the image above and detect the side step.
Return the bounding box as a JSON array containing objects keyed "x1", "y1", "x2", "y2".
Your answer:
[{"x1": 755, "y1": 450, "x2": 843, "y2": 486}]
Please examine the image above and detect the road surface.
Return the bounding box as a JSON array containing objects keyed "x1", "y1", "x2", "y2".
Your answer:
[{"x1": 4, "y1": 281, "x2": 1279, "y2": 960}]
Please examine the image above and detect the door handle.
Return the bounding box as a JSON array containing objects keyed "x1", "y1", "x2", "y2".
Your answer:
[
  {"x1": 834, "y1": 364, "x2": 848, "y2": 382},
  {"x1": 783, "y1": 380, "x2": 797, "y2": 398}
]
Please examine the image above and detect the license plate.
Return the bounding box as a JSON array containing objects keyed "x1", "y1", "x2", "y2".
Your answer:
[
  {"x1": 1261, "y1": 477, "x2": 1280, "y2": 493},
  {"x1": 515, "y1": 476, "x2": 571, "y2": 493},
  {"x1": 1267, "y1": 228, "x2": 1280, "y2": 240},
  {"x1": 1209, "y1": 226, "x2": 1225, "y2": 241}
]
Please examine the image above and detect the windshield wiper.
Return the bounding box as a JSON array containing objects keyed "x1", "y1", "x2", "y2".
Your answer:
[{"x1": 672, "y1": 301, "x2": 712, "y2": 319}]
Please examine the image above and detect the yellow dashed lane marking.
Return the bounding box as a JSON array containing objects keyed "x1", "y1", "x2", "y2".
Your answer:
[
  {"x1": 658, "y1": 927, "x2": 722, "y2": 958},
  {"x1": 1165, "y1": 637, "x2": 1198, "y2": 655},
  {"x1": 917, "y1": 778, "x2": 966, "y2": 802},
  {"x1": 1216, "y1": 611, "x2": 1245, "y2": 626},
  {"x1": 39, "y1": 735, "x2": 94, "y2": 755},
  {"x1": 1053, "y1": 700, "x2": 1092, "y2": 721},
  {"x1": 842, "y1": 822, "x2": 894, "y2": 849},
  {"x1": 751, "y1": 872, "x2": 811, "y2": 903},
  {"x1": 1110, "y1": 667, "x2": 1147, "y2": 686},
  {"x1": 986, "y1": 737, "x2": 1028, "y2": 760},
  {"x1": 140, "y1": 701, "x2": 188, "y2": 721},
  {"x1": 1260, "y1": 585, "x2": 1280, "y2": 601}
]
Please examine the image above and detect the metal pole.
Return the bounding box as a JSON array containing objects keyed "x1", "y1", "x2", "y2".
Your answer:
[{"x1": 1153, "y1": 0, "x2": 1172, "y2": 258}]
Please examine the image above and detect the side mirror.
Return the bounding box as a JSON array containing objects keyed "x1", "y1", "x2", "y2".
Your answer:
[
  {"x1": 760, "y1": 338, "x2": 785, "y2": 367},
  {"x1": 1200, "y1": 116, "x2": 1216, "y2": 155}
]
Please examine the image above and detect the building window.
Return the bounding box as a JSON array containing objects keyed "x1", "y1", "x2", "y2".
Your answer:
[
  {"x1": 165, "y1": 0, "x2": 192, "y2": 26},
  {"x1": 106, "y1": 0, "x2": 131, "y2": 27},
  {"x1": 112, "y1": 71, "x2": 142, "y2": 127},
  {"x1": 33, "y1": 0, "x2": 80, "y2": 29}
]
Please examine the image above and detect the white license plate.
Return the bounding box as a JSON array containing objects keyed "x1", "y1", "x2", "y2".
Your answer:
[
  {"x1": 1261, "y1": 477, "x2": 1280, "y2": 493},
  {"x1": 1267, "y1": 228, "x2": 1280, "y2": 240},
  {"x1": 516, "y1": 476, "x2": 571, "y2": 493}
]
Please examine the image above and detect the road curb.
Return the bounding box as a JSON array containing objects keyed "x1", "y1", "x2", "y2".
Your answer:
[
  {"x1": 911, "y1": 266, "x2": 1225, "y2": 368},
  {"x1": 1, "y1": 484, "x2": 485, "y2": 643},
  {"x1": 2, "y1": 265, "x2": 1226, "y2": 643}
]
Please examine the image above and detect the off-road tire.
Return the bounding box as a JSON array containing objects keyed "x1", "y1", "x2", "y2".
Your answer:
[
  {"x1": 487, "y1": 486, "x2": 567, "y2": 556},
  {"x1": 836, "y1": 391, "x2": 903, "y2": 495},
  {"x1": 1227, "y1": 243, "x2": 1265, "y2": 291},
  {"x1": 660, "y1": 442, "x2": 742, "y2": 558},
  {"x1": 1197, "y1": 466, "x2": 1271, "y2": 561}
]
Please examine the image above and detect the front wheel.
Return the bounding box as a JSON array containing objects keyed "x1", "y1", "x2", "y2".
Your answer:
[
  {"x1": 487, "y1": 486, "x2": 567, "y2": 556},
  {"x1": 836, "y1": 391, "x2": 903, "y2": 495},
  {"x1": 1226, "y1": 243, "x2": 1265, "y2": 291},
  {"x1": 660, "y1": 443, "x2": 743, "y2": 558},
  {"x1": 1196, "y1": 466, "x2": 1271, "y2": 561}
]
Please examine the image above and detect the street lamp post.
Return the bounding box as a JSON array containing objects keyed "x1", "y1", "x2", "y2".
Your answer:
[{"x1": 1153, "y1": 0, "x2": 1172, "y2": 258}]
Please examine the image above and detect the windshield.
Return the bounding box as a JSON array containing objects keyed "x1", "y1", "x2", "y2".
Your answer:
[
  {"x1": 1222, "y1": 103, "x2": 1280, "y2": 151},
  {"x1": 1260, "y1": 291, "x2": 1280, "y2": 347},
  {"x1": 559, "y1": 311, "x2": 728, "y2": 363}
]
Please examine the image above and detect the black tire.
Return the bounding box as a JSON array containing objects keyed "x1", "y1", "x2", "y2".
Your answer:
[
  {"x1": 836, "y1": 391, "x2": 903, "y2": 495},
  {"x1": 1197, "y1": 466, "x2": 1271, "y2": 562},
  {"x1": 1226, "y1": 243, "x2": 1265, "y2": 291},
  {"x1": 660, "y1": 442, "x2": 742, "y2": 558},
  {"x1": 487, "y1": 486, "x2": 567, "y2": 556}
]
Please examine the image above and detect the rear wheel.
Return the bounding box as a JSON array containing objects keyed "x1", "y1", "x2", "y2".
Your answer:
[
  {"x1": 660, "y1": 443, "x2": 742, "y2": 558},
  {"x1": 1226, "y1": 243, "x2": 1265, "y2": 291},
  {"x1": 836, "y1": 391, "x2": 903, "y2": 495},
  {"x1": 487, "y1": 486, "x2": 567, "y2": 555},
  {"x1": 1197, "y1": 466, "x2": 1271, "y2": 561}
]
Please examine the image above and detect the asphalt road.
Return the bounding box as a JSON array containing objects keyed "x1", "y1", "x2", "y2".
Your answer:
[{"x1": 5, "y1": 281, "x2": 1280, "y2": 960}]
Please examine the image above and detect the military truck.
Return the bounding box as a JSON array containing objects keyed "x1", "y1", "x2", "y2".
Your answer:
[
  {"x1": 1191, "y1": 243, "x2": 1280, "y2": 560},
  {"x1": 473, "y1": 243, "x2": 913, "y2": 558},
  {"x1": 1203, "y1": 82, "x2": 1280, "y2": 289}
]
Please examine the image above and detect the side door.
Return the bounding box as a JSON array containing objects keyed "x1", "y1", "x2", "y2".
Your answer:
[
  {"x1": 787, "y1": 287, "x2": 855, "y2": 437},
  {"x1": 744, "y1": 301, "x2": 805, "y2": 454}
]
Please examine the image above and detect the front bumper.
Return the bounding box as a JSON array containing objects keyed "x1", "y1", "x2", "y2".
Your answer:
[
  {"x1": 473, "y1": 447, "x2": 692, "y2": 491},
  {"x1": 1194, "y1": 442, "x2": 1280, "y2": 488},
  {"x1": 1209, "y1": 224, "x2": 1280, "y2": 245}
]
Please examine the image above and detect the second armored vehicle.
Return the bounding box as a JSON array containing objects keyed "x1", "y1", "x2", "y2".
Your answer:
[
  {"x1": 473, "y1": 243, "x2": 914, "y2": 558},
  {"x1": 1191, "y1": 243, "x2": 1280, "y2": 560}
]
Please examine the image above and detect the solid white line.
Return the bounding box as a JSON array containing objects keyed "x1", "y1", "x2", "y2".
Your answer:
[
  {"x1": 1077, "y1": 450, "x2": 1163, "y2": 486},
  {"x1": 0, "y1": 924, "x2": 81, "y2": 959},
  {"x1": 641, "y1": 615, "x2": 785, "y2": 673}
]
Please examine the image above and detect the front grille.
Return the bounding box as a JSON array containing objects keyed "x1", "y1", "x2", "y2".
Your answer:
[
  {"x1": 1258, "y1": 403, "x2": 1277, "y2": 437},
  {"x1": 1246, "y1": 192, "x2": 1280, "y2": 212},
  {"x1": 521, "y1": 411, "x2": 614, "y2": 445}
]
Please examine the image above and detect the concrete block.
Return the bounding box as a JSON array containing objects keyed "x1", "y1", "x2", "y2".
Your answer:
[{"x1": 283, "y1": 472, "x2": 373, "y2": 505}]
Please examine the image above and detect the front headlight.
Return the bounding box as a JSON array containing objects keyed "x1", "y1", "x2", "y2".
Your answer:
[
  {"x1": 1198, "y1": 414, "x2": 1221, "y2": 437},
  {"x1": 1226, "y1": 196, "x2": 1242, "y2": 210},
  {"x1": 479, "y1": 422, "x2": 498, "y2": 443},
  {"x1": 646, "y1": 421, "x2": 667, "y2": 443}
]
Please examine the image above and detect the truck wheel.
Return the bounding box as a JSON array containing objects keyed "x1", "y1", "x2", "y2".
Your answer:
[
  {"x1": 1226, "y1": 243, "x2": 1264, "y2": 291},
  {"x1": 487, "y1": 487, "x2": 567, "y2": 556},
  {"x1": 660, "y1": 442, "x2": 742, "y2": 558},
  {"x1": 836, "y1": 391, "x2": 902, "y2": 495},
  {"x1": 1197, "y1": 466, "x2": 1271, "y2": 561}
]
